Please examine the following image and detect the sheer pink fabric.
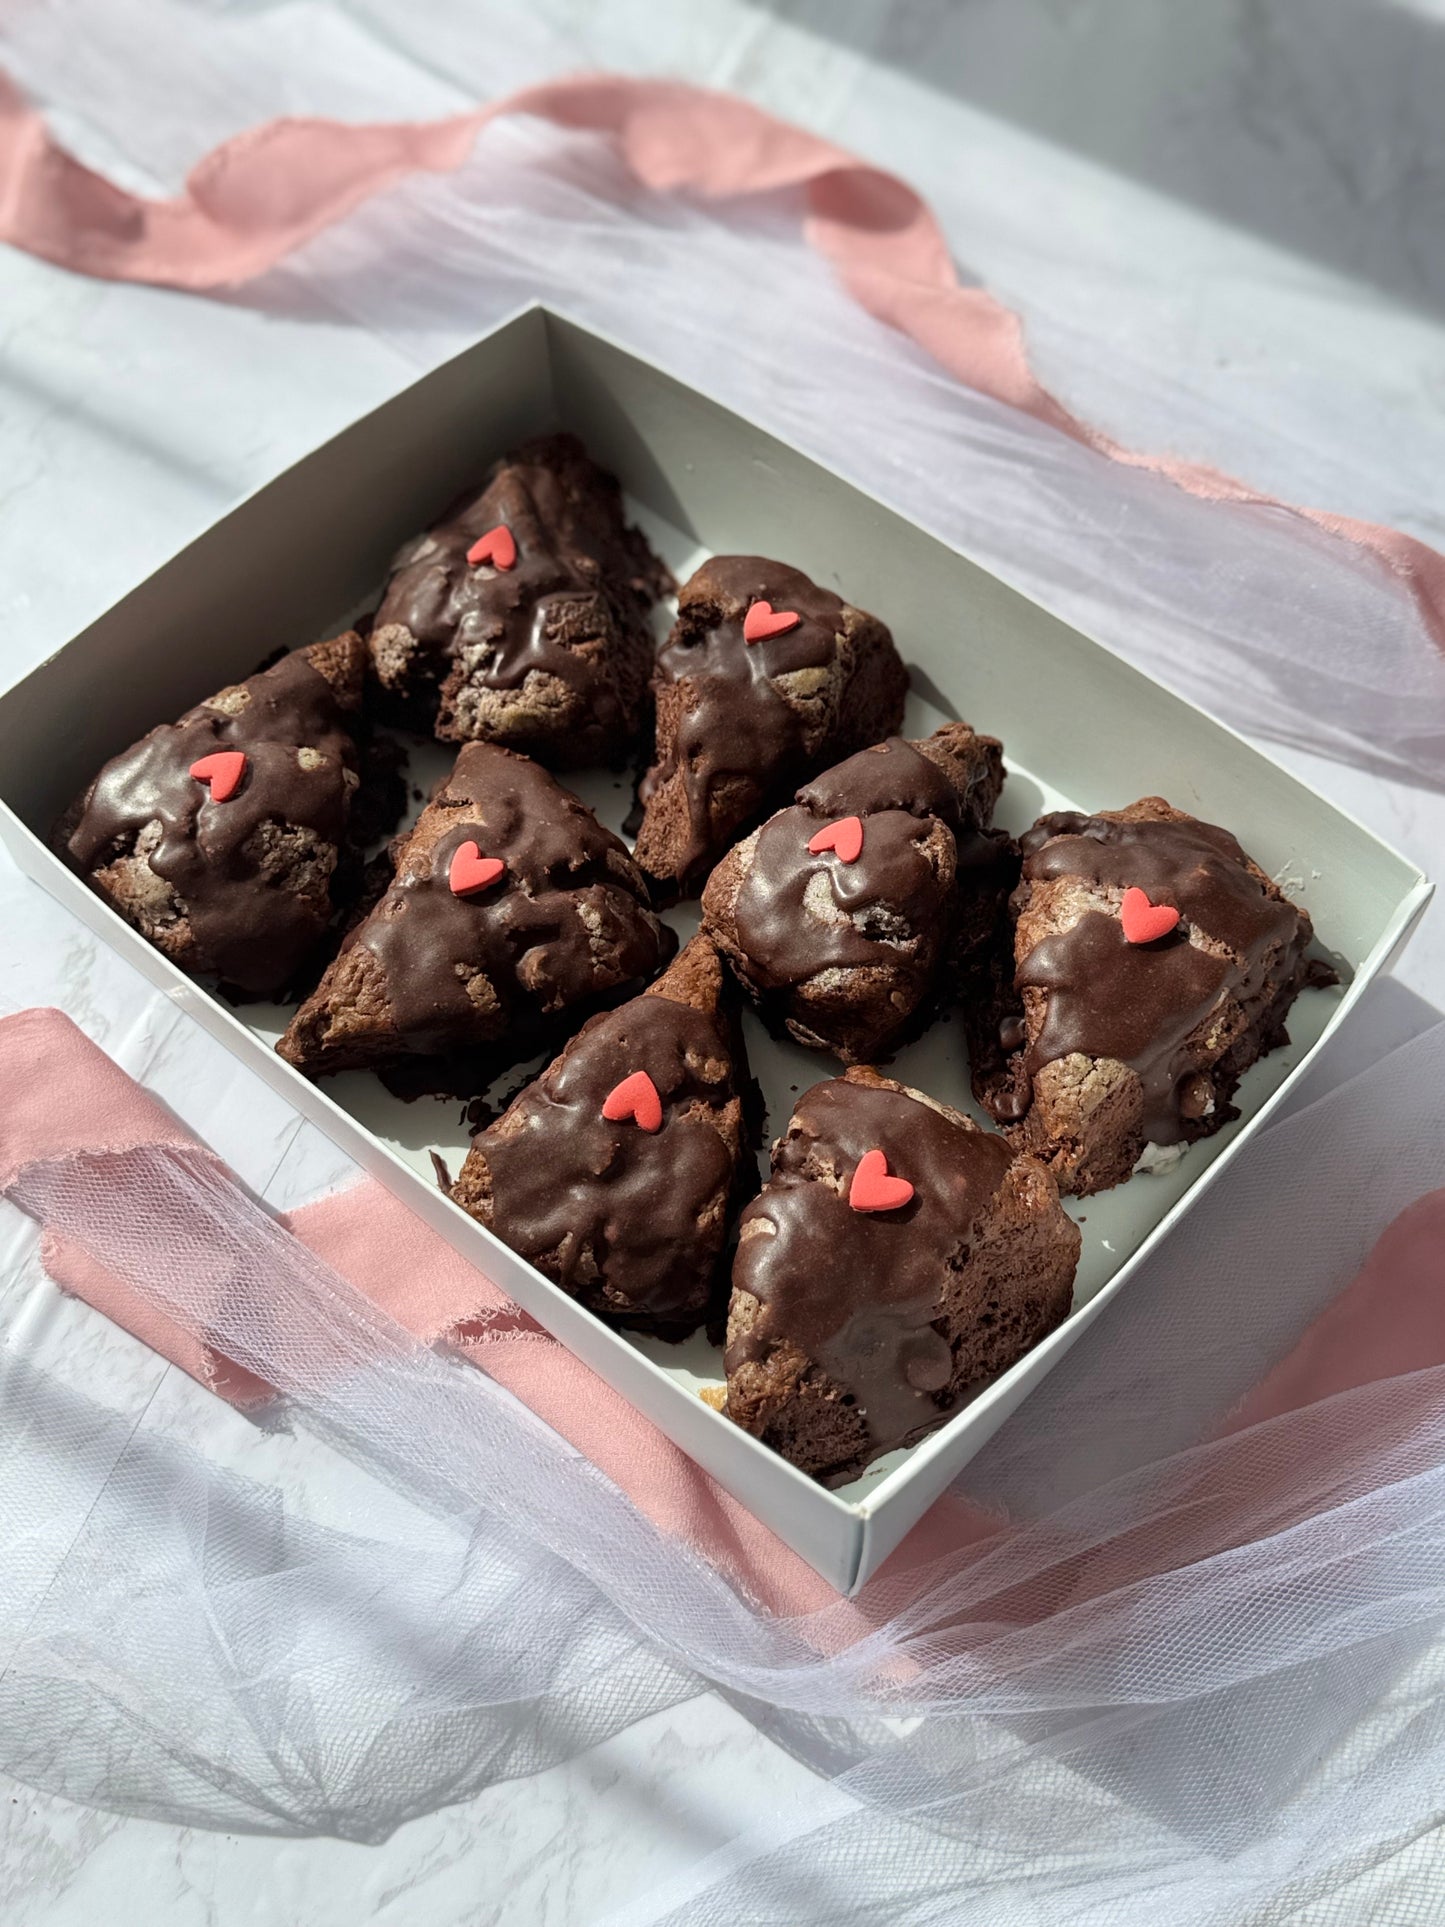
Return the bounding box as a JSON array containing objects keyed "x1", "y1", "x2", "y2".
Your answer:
[
  {"x1": 9, "y1": 26, "x2": 1445, "y2": 803},
  {"x1": 3, "y1": 1004, "x2": 1445, "y2": 1923},
  {"x1": 2, "y1": 63, "x2": 1445, "y2": 650},
  {"x1": 0, "y1": 1007, "x2": 993, "y2": 1619}
]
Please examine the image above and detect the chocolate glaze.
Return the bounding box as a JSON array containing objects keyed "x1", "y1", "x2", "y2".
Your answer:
[
  {"x1": 798, "y1": 737, "x2": 960, "y2": 825},
  {"x1": 999, "y1": 809, "x2": 1309, "y2": 1141},
  {"x1": 726, "y1": 739, "x2": 1011, "y2": 1063},
  {"x1": 1018, "y1": 913, "x2": 1230, "y2": 1140},
  {"x1": 733, "y1": 741, "x2": 956, "y2": 980},
  {"x1": 735, "y1": 803, "x2": 949, "y2": 986},
  {"x1": 373, "y1": 434, "x2": 663, "y2": 746},
  {"x1": 729, "y1": 1078, "x2": 1013, "y2": 1458},
  {"x1": 66, "y1": 650, "x2": 360, "y2": 993},
  {"x1": 644, "y1": 557, "x2": 853, "y2": 879},
  {"x1": 1021, "y1": 811, "x2": 1297, "y2": 960},
  {"x1": 473, "y1": 990, "x2": 737, "y2": 1328},
  {"x1": 354, "y1": 745, "x2": 666, "y2": 1054}
]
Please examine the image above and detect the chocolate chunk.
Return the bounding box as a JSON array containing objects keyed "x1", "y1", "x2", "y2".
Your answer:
[
  {"x1": 368, "y1": 433, "x2": 671, "y2": 767},
  {"x1": 59, "y1": 633, "x2": 376, "y2": 997},
  {"x1": 450, "y1": 936, "x2": 750, "y2": 1338},
  {"x1": 702, "y1": 725, "x2": 1012, "y2": 1062},
  {"x1": 277, "y1": 742, "x2": 673, "y2": 1081},
  {"x1": 724, "y1": 1068, "x2": 1079, "y2": 1484},
  {"x1": 632, "y1": 556, "x2": 908, "y2": 896},
  {"x1": 973, "y1": 798, "x2": 1329, "y2": 1194}
]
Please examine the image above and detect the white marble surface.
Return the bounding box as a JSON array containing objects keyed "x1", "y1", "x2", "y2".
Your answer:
[{"x1": 2, "y1": 1, "x2": 1444, "y2": 1921}]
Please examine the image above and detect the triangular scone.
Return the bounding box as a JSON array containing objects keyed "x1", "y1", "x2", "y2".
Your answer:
[
  {"x1": 971, "y1": 798, "x2": 1328, "y2": 1196},
  {"x1": 450, "y1": 935, "x2": 750, "y2": 1340},
  {"x1": 632, "y1": 556, "x2": 908, "y2": 897},
  {"x1": 368, "y1": 433, "x2": 670, "y2": 767},
  {"x1": 58, "y1": 632, "x2": 379, "y2": 996},
  {"x1": 703, "y1": 725, "x2": 1013, "y2": 1062},
  {"x1": 725, "y1": 1068, "x2": 1079, "y2": 1485},
  {"x1": 278, "y1": 743, "x2": 673, "y2": 1079}
]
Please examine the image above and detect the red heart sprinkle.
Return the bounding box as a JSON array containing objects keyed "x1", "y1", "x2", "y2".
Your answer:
[
  {"x1": 1120, "y1": 885, "x2": 1181, "y2": 945},
  {"x1": 448, "y1": 841, "x2": 505, "y2": 897},
  {"x1": 602, "y1": 1069, "x2": 663, "y2": 1134},
  {"x1": 189, "y1": 750, "x2": 246, "y2": 802},
  {"x1": 467, "y1": 525, "x2": 517, "y2": 571},
  {"x1": 742, "y1": 600, "x2": 802, "y2": 644},
  {"x1": 808, "y1": 815, "x2": 864, "y2": 864},
  {"x1": 848, "y1": 1147, "x2": 914, "y2": 1214}
]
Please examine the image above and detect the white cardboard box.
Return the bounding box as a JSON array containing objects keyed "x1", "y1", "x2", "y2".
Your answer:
[{"x1": 0, "y1": 306, "x2": 1430, "y2": 1593}]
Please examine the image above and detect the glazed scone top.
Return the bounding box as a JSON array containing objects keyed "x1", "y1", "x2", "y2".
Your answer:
[
  {"x1": 64, "y1": 636, "x2": 365, "y2": 994},
  {"x1": 461, "y1": 941, "x2": 741, "y2": 1329},
  {"x1": 1002, "y1": 804, "x2": 1309, "y2": 1143},
  {"x1": 370, "y1": 433, "x2": 664, "y2": 746},
  {"x1": 728, "y1": 732, "x2": 1000, "y2": 990},
  {"x1": 356, "y1": 743, "x2": 664, "y2": 1050},
  {"x1": 729, "y1": 1073, "x2": 1015, "y2": 1457}
]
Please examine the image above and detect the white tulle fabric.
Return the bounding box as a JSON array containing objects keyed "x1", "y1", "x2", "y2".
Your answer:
[
  {"x1": 5, "y1": 5, "x2": 1445, "y2": 1921},
  {"x1": 295, "y1": 129, "x2": 1445, "y2": 795},
  {"x1": 5, "y1": 1030, "x2": 1445, "y2": 1925},
  {"x1": 8, "y1": 0, "x2": 1445, "y2": 790}
]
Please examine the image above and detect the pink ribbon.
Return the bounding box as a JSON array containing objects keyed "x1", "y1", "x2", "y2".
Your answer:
[
  {"x1": 0, "y1": 1006, "x2": 967, "y2": 1616},
  {"x1": 6, "y1": 1007, "x2": 1445, "y2": 1632},
  {"x1": 2, "y1": 67, "x2": 1444, "y2": 645}
]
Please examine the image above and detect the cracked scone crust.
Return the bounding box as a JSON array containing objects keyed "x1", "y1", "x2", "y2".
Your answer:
[
  {"x1": 58, "y1": 633, "x2": 376, "y2": 996},
  {"x1": 368, "y1": 433, "x2": 670, "y2": 766},
  {"x1": 450, "y1": 936, "x2": 749, "y2": 1339},
  {"x1": 702, "y1": 725, "x2": 1012, "y2": 1062},
  {"x1": 633, "y1": 555, "x2": 908, "y2": 896},
  {"x1": 973, "y1": 798, "x2": 1327, "y2": 1196},
  {"x1": 277, "y1": 742, "x2": 673, "y2": 1079},
  {"x1": 724, "y1": 1067, "x2": 1079, "y2": 1484}
]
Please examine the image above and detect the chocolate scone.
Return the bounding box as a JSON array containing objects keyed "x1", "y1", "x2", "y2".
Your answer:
[
  {"x1": 58, "y1": 633, "x2": 377, "y2": 997},
  {"x1": 725, "y1": 1069, "x2": 1079, "y2": 1484},
  {"x1": 701, "y1": 725, "x2": 1012, "y2": 1062},
  {"x1": 632, "y1": 556, "x2": 908, "y2": 896},
  {"x1": 368, "y1": 433, "x2": 670, "y2": 765},
  {"x1": 450, "y1": 936, "x2": 749, "y2": 1339},
  {"x1": 277, "y1": 743, "x2": 673, "y2": 1081},
  {"x1": 973, "y1": 798, "x2": 1327, "y2": 1196}
]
